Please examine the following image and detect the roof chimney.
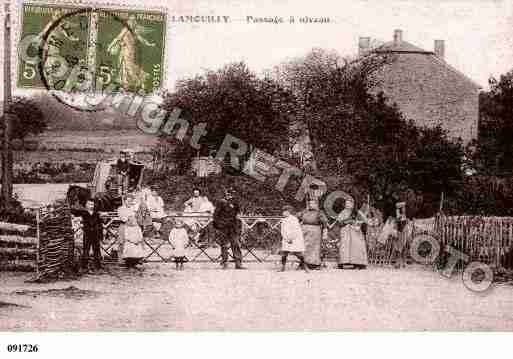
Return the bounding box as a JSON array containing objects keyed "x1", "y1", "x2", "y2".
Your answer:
[
  {"x1": 358, "y1": 36, "x2": 371, "y2": 56},
  {"x1": 434, "y1": 39, "x2": 445, "y2": 60},
  {"x1": 393, "y1": 29, "x2": 403, "y2": 45}
]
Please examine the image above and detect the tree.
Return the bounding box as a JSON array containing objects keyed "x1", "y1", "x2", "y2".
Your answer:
[
  {"x1": 275, "y1": 49, "x2": 464, "y2": 214},
  {"x1": 160, "y1": 62, "x2": 296, "y2": 173},
  {"x1": 273, "y1": 49, "x2": 395, "y2": 174},
  {"x1": 475, "y1": 70, "x2": 513, "y2": 176},
  {"x1": 1, "y1": 96, "x2": 45, "y2": 205},
  {"x1": 5, "y1": 96, "x2": 46, "y2": 141}
]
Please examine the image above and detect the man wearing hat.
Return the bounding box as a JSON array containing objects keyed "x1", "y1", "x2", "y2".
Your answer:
[
  {"x1": 117, "y1": 150, "x2": 131, "y2": 196},
  {"x1": 213, "y1": 187, "x2": 245, "y2": 269}
]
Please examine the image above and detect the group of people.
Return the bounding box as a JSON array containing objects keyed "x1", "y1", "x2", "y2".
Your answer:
[
  {"x1": 78, "y1": 171, "x2": 409, "y2": 273},
  {"x1": 76, "y1": 183, "x2": 235, "y2": 272},
  {"x1": 279, "y1": 197, "x2": 369, "y2": 272},
  {"x1": 110, "y1": 186, "x2": 245, "y2": 271}
]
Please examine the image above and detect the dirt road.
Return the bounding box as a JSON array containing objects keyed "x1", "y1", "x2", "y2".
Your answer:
[{"x1": 1, "y1": 264, "x2": 512, "y2": 330}]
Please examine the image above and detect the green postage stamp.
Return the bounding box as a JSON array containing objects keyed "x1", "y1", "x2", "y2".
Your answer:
[{"x1": 17, "y1": 2, "x2": 167, "y2": 95}]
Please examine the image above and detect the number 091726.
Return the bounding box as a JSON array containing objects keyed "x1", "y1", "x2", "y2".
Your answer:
[{"x1": 6, "y1": 344, "x2": 39, "y2": 352}]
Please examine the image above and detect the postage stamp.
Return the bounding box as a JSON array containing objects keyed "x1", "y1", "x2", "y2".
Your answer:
[
  {"x1": 17, "y1": 4, "x2": 89, "y2": 89},
  {"x1": 17, "y1": 2, "x2": 166, "y2": 97},
  {"x1": 95, "y1": 9, "x2": 166, "y2": 94}
]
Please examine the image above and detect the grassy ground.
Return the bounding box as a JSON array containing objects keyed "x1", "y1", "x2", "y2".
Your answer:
[
  {"x1": 1, "y1": 263, "x2": 512, "y2": 331},
  {"x1": 27, "y1": 130, "x2": 158, "y2": 153}
]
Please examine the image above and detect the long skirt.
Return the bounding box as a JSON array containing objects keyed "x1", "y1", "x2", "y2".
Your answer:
[
  {"x1": 302, "y1": 224, "x2": 322, "y2": 267},
  {"x1": 121, "y1": 226, "x2": 146, "y2": 260},
  {"x1": 169, "y1": 231, "x2": 189, "y2": 258},
  {"x1": 338, "y1": 225, "x2": 368, "y2": 266},
  {"x1": 123, "y1": 241, "x2": 146, "y2": 259}
]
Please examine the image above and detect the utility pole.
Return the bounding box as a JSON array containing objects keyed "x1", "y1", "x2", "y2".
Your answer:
[{"x1": 1, "y1": 1, "x2": 13, "y2": 202}]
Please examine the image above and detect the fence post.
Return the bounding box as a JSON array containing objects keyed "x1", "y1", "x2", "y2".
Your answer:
[
  {"x1": 36, "y1": 208, "x2": 40, "y2": 276},
  {"x1": 497, "y1": 219, "x2": 502, "y2": 268}
]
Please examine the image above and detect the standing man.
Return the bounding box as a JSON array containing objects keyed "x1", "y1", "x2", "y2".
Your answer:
[
  {"x1": 79, "y1": 199, "x2": 103, "y2": 273},
  {"x1": 117, "y1": 150, "x2": 130, "y2": 197},
  {"x1": 213, "y1": 188, "x2": 245, "y2": 269}
]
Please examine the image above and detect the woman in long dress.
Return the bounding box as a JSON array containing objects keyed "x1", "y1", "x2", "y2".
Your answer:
[
  {"x1": 337, "y1": 199, "x2": 368, "y2": 269},
  {"x1": 299, "y1": 200, "x2": 328, "y2": 270},
  {"x1": 120, "y1": 213, "x2": 146, "y2": 268},
  {"x1": 116, "y1": 194, "x2": 140, "y2": 262}
]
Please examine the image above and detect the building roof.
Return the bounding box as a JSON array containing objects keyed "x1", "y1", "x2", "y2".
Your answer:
[
  {"x1": 374, "y1": 40, "x2": 433, "y2": 54},
  {"x1": 370, "y1": 40, "x2": 481, "y2": 90}
]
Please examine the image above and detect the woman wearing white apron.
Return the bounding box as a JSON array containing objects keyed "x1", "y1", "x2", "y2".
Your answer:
[
  {"x1": 120, "y1": 213, "x2": 146, "y2": 268},
  {"x1": 118, "y1": 195, "x2": 145, "y2": 268},
  {"x1": 116, "y1": 195, "x2": 139, "y2": 263}
]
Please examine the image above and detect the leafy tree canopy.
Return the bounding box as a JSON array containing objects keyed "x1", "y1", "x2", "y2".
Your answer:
[
  {"x1": 161, "y1": 62, "x2": 296, "y2": 169},
  {"x1": 3, "y1": 96, "x2": 46, "y2": 140},
  {"x1": 474, "y1": 69, "x2": 513, "y2": 176},
  {"x1": 274, "y1": 49, "x2": 464, "y2": 210}
]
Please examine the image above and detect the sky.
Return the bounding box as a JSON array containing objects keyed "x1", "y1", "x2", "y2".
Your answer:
[{"x1": 1, "y1": 0, "x2": 513, "y2": 104}]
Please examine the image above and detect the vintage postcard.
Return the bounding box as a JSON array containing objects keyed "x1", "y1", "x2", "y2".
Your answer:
[{"x1": 1, "y1": 0, "x2": 513, "y2": 349}]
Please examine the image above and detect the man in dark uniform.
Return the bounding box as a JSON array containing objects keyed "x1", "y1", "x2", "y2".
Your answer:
[
  {"x1": 117, "y1": 151, "x2": 130, "y2": 196},
  {"x1": 213, "y1": 188, "x2": 245, "y2": 269},
  {"x1": 78, "y1": 199, "x2": 103, "y2": 273}
]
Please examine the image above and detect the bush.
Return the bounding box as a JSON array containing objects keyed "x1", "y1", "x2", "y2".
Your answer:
[
  {"x1": 445, "y1": 175, "x2": 513, "y2": 216},
  {"x1": 13, "y1": 162, "x2": 95, "y2": 183},
  {"x1": 145, "y1": 172, "x2": 374, "y2": 215},
  {"x1": 0, "y1": 198, "x2": 35, "y2": 225},
  {"x1": 145, "y1": 174, "x2": 294, "y2": 215}
]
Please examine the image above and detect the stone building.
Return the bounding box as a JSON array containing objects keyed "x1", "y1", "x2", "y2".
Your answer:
[{"x1": 359, "y1": 29, "x2": 481, "y2": 144}]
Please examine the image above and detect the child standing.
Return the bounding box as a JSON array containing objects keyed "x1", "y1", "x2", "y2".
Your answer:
[
  {"x1": 169, "y1": 220, "x2": 189, "y2": 270},
  {"x1": 280, "y1": 205, "x2": 308, "y2": 272}
]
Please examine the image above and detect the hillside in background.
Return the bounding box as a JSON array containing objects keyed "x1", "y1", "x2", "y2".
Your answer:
[
  {"x1": 12, "y1": 95, "x2": 160, "y2": 179},
  {"x1": 26, "y1": 130, "x2": 158, "y2": 154},
  {"x1": 33, "y1": 93, "x2": 139, "y2": 131},
  {"x1": 15, "y1": 94, "x2": 160, "y2": 165}
]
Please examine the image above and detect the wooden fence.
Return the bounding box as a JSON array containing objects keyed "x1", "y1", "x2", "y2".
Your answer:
[
  {"x1": 0, "y1": 221, "x2": 38, "y2": 271},
  {"x1": 434, "y1": 215, "x2": 513, "y2": 269},
  {"x1": 69, "y1": 213, "x2": 433, "y2": 266},
  {"x1": 35, "y1": 206, "x2": 76, "y2": 281},
  {"x1": 74, "y1": 213, "x2": 286, "y2": 263},
  {"x1": 64, "y1": 208, "x2": 513, "y2": 270}
]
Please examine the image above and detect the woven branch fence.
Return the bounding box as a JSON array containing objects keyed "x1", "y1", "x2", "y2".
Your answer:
[
  {"x1": 434, "y1": 215, "x2": 513, "y2": 269},
  {"x1": 31, "y1": 209, "x2": 513, "y2": 275},
  {"x1": 0, "y1": 221, "x2": 37, "y2": 271},
  {"x1": 35, "y1": 206, "x2": 76, "y2": 281}
]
